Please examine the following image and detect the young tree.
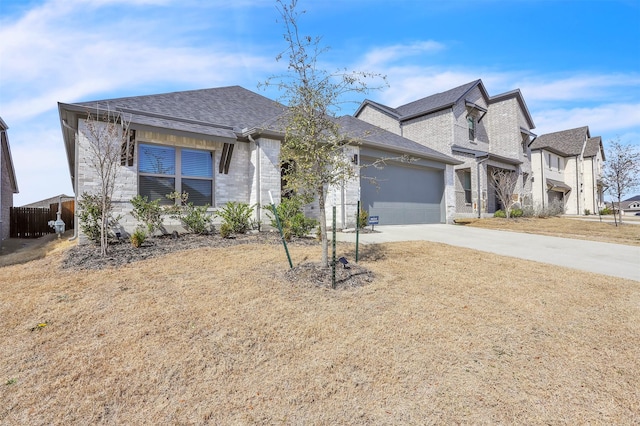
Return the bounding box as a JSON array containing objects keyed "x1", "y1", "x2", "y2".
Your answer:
[
  {"x1": 489, "y1": 168, "x2": 519, "y2": 218},
  {"x1": 602, "y1": 139, "x2": 640, "y2": 225},
  {"x1": 80, "y1": 108, "x2": 130, "y2": 255},
  {"x1": 262, "y1": 0, "x2": 386, "y2": 266}
]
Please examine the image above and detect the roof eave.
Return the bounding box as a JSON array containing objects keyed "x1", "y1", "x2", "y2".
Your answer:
[
  {"x1": 400, "y1": 103, "x2": 454, "y2": 122},
  {"x1": 363, "y1": 139, "x2": 462, "y2": 165},
  {"x1": 0, "y1": 123, "x2": 19, "y2": 193}
]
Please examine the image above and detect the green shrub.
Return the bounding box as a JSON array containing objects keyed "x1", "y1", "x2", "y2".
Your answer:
[
  {"x1": 219, "y1": 222, "x2": 233, "y2": 239},
  {"x1": 510, "y1": 208, "x2": 524, "y2": 218},
  {"x1": 165, "y1": 192, "x2": 213, "y2": 234},
  {"x1": 493, "y1": 209, "x2": 506, "y2": 218},
  {"x1": 77, "y1": 192, "x2": 120, "y2": 243},
  {"x1": 358, "y1": 209, "x2": 369, "y2": 229},
  {"x1": 267, "y1": 195, "x2": 318, "y2": 240},
  {"x1": 599, "y1": 207, "x2": 613, "y2": 215},
  {"x1": 130, "y1": 195, "x2": 164, "y2": 235},
  {"x1": 584, "y1": 209, "x2": 591, "y2": 216},
  {"x1": 130, "y1": 228, "x2": 146, "y2": 248},
  {"x1": 215, "y1": 201, "x2": 254, "y2": 234},
  {"x1": 77, "y1": 193, "x2": 102, "y2": 243}
]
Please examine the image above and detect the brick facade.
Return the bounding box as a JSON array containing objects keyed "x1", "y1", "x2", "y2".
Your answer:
[
  {"x1": 76, "y1": 120, "x2": 281, "y2": 242},
  {"x1": 357, "y1": 81, "x2": 536, "y2": 218}
]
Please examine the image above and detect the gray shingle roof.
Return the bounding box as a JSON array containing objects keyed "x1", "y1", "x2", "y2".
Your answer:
[
  {"x1": 336, "y1": 116, "x2": 461, "y2": 164},
  {"x1": 530, "y1": 126, "x2": 590, "y2": 156},
  {"x1": 394, "y1": 80, "x2": 482, "y2": 119},
  {"x1": 76, "y1": 86, "x2": 287, "y2": 133},
  {"x1": 584, "y1": 136, "x2": 604, "y2": 159},
  {"x1": 0, "y1": 116, "x2": 19, "y2": 193}
]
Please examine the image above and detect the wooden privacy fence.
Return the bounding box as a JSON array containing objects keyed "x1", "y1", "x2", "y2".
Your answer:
[{"x1": 10, "y1": 200, "x2": 75, "y2": 238}]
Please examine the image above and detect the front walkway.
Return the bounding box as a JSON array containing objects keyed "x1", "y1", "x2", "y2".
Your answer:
[{"x1": 336, "y1": 224, "x2": 640, "y2": 282}]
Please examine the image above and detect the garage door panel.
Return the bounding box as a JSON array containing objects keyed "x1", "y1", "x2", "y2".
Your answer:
[{"x1": 361, "y1": 157, "x2": 444, "y2": 225}]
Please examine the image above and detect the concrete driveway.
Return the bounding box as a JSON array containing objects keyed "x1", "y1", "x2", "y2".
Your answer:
[{"x1": 336, "y1": 224, "x2": 640, "y2": 282}]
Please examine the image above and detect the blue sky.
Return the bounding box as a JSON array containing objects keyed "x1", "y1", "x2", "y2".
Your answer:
[{"x1": 1, "y1": 0, "x2": 639, "y2": 205}]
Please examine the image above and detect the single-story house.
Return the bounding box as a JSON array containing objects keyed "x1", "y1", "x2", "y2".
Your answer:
[
  {"x1": 1, "y1": 117, "x2": 20, "y2": 242},
  {"x1": 58, "y1": 86, "x2": 460, "y2": 242},
  {"x1": 608, "y1": 195, "x2": 640, "y2": 216}
]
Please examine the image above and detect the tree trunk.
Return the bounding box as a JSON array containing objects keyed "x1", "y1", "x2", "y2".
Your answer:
[
  {"x1": 617, "y1": 194, "x2": 623, "y2": 225},
  {"x1": 318, "y1": 185, "x2": 328, "y2": 266},
  {"x1": 101, "y1": 201, "x2": 108, "y2": 256}
]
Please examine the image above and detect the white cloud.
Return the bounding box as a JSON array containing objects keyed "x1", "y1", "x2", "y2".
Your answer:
[
  {"x1": 515, "y1": 74, "x2": 640, "y2": 103},
  {"x1": 360, "y1": 41, "x2": 445, "y2": 68},
  {"x1": 533, "y1": 103, "x2": 640, "y2": 136},
  {"x1": 0, "y1": 0, "x2": 278, "y2": 124},
  {"x1": 11, "y1": 127, "x2": 74, "y2": 206}
]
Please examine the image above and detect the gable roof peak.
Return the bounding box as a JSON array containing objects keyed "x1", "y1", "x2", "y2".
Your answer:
[{"x1": 393, "y1": 79, "x2": 485, "y2": 120}]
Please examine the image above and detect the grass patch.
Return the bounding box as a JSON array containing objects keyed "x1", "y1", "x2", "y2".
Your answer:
[
  {"x1": 1, "y1": 237, "x2": 638, "y2": 424},
  {"x1": 467, "y1": 217, "x2": 640, "y2": 246}
]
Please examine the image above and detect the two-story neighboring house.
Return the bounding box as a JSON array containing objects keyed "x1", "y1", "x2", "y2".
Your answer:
[
  {"x1": 1, "y1": 117, "x2": 20, "y2": 242},
  {"x1": 529, "y1": 126, "x2": 605, "y2": 215},
  {"x1": 355, "y1": 79, "x2": 536, "y2": 218}
]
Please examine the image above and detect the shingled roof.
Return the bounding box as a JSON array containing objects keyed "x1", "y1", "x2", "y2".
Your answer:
[
  {"x1": 584, "y1": 136, "x2": 605, "y2": 160},
  {"x1": 72, "y1": 86, "x2": 287, "y2": 135},
  {"x1": 355, "y1": 79, "x2": 534, "y2": 128},
  {"x1": 530, "y1": 126, "x2": 590, "y2": 156},
  {"x1": 0, "y1": 117, "x2": 19, "y2": 194},
  {"x1": 394, "y1": 80, "x2": 483, "y2": 119},
  {"x1": 336, "y1": 116, "x2": 461, "y2": 165}
]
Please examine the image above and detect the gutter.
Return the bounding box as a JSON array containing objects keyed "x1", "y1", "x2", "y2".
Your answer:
[
  {"x1": 540, "y1": 151, "x2": 545, "y2": 209},
  {"x1": 248, "y1": 134, "x2": 261, "y2": 224},
  {"x1": 61, "y1": 118, "x2": 79, "y2": 241},
  {"x1": 576, "y1": 157, "x2": 579, "y2": 215}
]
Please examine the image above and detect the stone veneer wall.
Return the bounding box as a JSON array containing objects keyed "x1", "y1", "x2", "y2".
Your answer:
[
  {"x1": 356, "y1": 106, "x2": 401, "y2": 136},
  {"x1": 75, "y1": 119, "x2": 258, "y2": 243},
  {"x1": 248, "y1": 137, "x2": 282, "y2": 226}
]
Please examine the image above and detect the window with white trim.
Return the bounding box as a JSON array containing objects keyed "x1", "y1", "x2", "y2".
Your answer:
[{"x1": 138, "y1": 143, "x2": 213, "y2": 206}]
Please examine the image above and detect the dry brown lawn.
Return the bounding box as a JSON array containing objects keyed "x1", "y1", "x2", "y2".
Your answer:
[
  {"x1": 464, "y1": 216, "x2": 640, "y2": 246},
  {"x1": 1, "y1": 235, "x2": 639, "y2": 425}
]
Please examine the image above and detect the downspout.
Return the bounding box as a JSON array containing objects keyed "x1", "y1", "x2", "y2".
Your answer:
[
  {"x1": 61, "y1": 118, "x2": 79, "y2": 241},
  {"x1": 248, "y1": 134, "x2": 261, "y2": 225},
  {"x1": 592, "y1": 159, "x2": 597, "y2": 213},
  {"x1": 540, "y1": 151, "x2": 545, "y2": 209},
  {"x1": 575, "y1": 156, "x2": 579, "y2": 215},
  {"x1": 476, "y1": 154, "x2": 489, "y2": 218}
]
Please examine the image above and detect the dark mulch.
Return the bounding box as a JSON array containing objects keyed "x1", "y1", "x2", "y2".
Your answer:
[
  {"x1": 61, "y1": 231, "x2": 374, "y2": 289},
  {"x1": 61, "y1": 231, "x2": 313, "y2": 271},
  {"x1": 284, "y1": 261, "x2": 375, "y2": 289}
]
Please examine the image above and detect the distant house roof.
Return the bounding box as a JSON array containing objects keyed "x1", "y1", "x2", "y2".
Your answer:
[
  {"x1": 336, "y1": 116, "x2": 461, "y2": 165},
  {"x1": 21, "y1": 194, "x2": 74, "y2": 208},
  {"x1": 355, "y1": 79, "x2": 535, "y2": 129},
  {"x1": 530, "y1": 126, "x2": 591, "y2": 156},
  {"x1": 0, "y1": 116, "x2": 19, "y2": 194}
]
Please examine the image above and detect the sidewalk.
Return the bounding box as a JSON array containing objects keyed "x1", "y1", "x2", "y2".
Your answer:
[{"x1": 336, "y1": 224, "x2": 640, "y2": 282}]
